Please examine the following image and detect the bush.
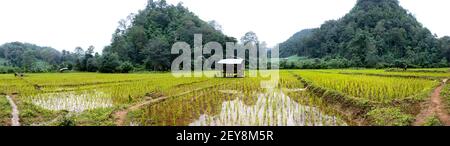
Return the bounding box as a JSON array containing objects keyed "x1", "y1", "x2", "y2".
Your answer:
[
  {"x1": 58, "y1": 111, "x2": 76, "y2": 126},
  {"x1": 375, "y1": 62, "x2": 390, "y2": 69},
  {"x1": 120, "y1": 62, "x2": 134, "y2": 73},
  {"x1": 423, "y1": 116, "x2": 443, "y2": 126},
  {"x1": 367, "y1": 107, "x2": 414, "y2": 126},
  {"x1": 98, "y1": 53, "x2": 121, "y2": 73}
]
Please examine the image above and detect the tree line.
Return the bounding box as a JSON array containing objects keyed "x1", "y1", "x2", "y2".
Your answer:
[
  {"x1": 0, "y1": 0, "x2": 236, "y2": 73},
  {"x1": 0, "y1": 42, "x2": 132, "y2": 73}
]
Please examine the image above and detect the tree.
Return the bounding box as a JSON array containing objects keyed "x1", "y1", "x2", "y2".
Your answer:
[
  {"x1": 86, "y1": 58, "x2": 98, "y2": 72},
  {"x1": 84, "y1": 46, "x2": 97, "y2": 72},
  {"x1": 74, "y1": 47, "x2": 85, "y2": 71},
  {"x1": 280, "y1": 29, "x2": 315, "y2": 57},
  {"x1": 240, "y1": 31, "x2": 259, "y2": 45},
  {"x1": 439, "y1": 36, "x2": 450, "y2": 62},
  {"x1": 74, "y1": 47, "x2": 84, "y2": 58},
  {"x1": 143, "y1": 37, "x2": 171, "y2": 71},
  {"x1": 99, "y1": 53, "x2": 121, "y2": 73},
  {"x1": 0, "y1": 42, "x2": 62, "y2": 72},
  {"x1": 22, "y1": 50, "x2": 36, "y2": 71},
  {"x1": 120, "y1": 61, "x2": 134, "y2": 73},
  {"x1": 438, "y1": 58, "x2": 449, "y2": 67},
  {"x1": 208, "y1": 20, "x2": 223, "y2": 32},
  {"x1": 105, "y1": 0, "x2": 235, "y2": 71}
]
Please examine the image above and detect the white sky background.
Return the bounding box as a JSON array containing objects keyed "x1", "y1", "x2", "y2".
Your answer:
[{"x1": 0, "y1": 0, "x2": 449, "y2": 53}]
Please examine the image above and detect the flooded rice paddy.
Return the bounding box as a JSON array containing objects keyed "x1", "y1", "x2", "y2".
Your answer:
[
  {"x1": 137, "y1": 82, "x2": 347, "y2": 126},
  {"x1": 30, "y1": 91, "x2": 113, "y2": 113},
  {"x1": 5, "y1": 72, "x2": 350, "y2": 126},
  {"x1": 190, "y1": 90, "x2": 346, "y2": 126}
]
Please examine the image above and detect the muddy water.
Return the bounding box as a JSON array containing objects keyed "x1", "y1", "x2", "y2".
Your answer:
[{"x1": 190, "y1": 90, "x2": 346, "y2": 126}]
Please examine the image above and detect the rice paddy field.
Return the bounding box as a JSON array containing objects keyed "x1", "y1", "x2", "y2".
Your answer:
[
  {"x1": 0, "y1": 95, "x2": 11, "y2": 126},
  {"x1": 442, "y1": 83, "x2": 450, "y2": 113},
  {"x1": 0, "y1": 68, "x2": 449, "y2": 126}
]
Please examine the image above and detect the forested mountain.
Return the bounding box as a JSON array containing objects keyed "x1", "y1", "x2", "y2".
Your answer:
[
  {"x1": 280, "y1": 29, "x2": 314, "y2": 58},
  {"x1": 0, "y1": 42, "x2": 62, "y2": 72},
  {"x1": 280, "y1": 0, "x2": 450, "y2": 68},
  {"x1": 103, "y1": 0, "x2": 236, "y2": 71},
  {"x1": 0, "y1": 42, "x2": 102, "y2": 73}
]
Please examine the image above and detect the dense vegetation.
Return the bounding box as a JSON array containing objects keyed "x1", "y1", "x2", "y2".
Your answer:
[
  {"x1": 0, "y1": 42, "x2": 62, "y2": 73},
  {"x1": 279, "y1": 29, "x2": 314, "y2": 58},
  {"x1": 2, "y1": 0, "x2": 449, "y2": 73},
  {"x1": 0, "y1": 95, "x2": 11, "y2": 126},
  {"x1": 0, "y1": 0, "x2": 235, "y2": 73},
  {"x1": 280, "y1": 0, "x2": 450, "y2": 69},
  {"x1": 103, "y1": 0, "x2": 236, "y2": 72},
  {"x1": 0, "y1": 42, "x2": 116, "y2": 73}
]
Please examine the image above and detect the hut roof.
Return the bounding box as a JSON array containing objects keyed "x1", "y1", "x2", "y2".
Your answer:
[
  {"x1": 218, "y1": 59, "x2": 244, "y2": 65},
  {"x1": 59, "y1": 68, "x2": 69, "y2": 71}
]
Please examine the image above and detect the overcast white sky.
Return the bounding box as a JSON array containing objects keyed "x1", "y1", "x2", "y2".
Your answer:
[{"x1": 0, "y1": 0, "x2": 449, "y2": 53}]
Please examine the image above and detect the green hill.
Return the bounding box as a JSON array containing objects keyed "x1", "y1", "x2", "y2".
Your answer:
[
  {"x1": 280, "y1": 0, "x2": 450, "y2": 68},
  {"x1": 0, "y1": 42, "x2": 62, "y2": 72},
  {"x1": 280, "y1": 29, "x2": 314, "y2": 58},
  {"x1": 104, "y1": 0, "x2": 236, "y2": 71}
]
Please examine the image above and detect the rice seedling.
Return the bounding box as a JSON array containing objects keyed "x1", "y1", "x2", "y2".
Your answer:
[
  {"x1": 2, "y1": 69, "x2": 439, "y2": 126},
  {"x1": 28, "y1": 91, "x2": 113, "y2": 113},
  {"x1": 0, "y1": 95, "x2": 12, "y2": 126},
  {"x1": 441, "y1": 83, "x2": 450, "y2": 113},
  {"x1": 293, "y1": 70, "x2": 438, "y2": 103},
  {"x1": 130, "y1": 74, "x2": 346, "y2": 126},
  {"x1": 320, "y1": 69, "x2": 450, "y2": 79},
  {"x1": 0, "y1": 75, "x2": 35, "y2": 95}
]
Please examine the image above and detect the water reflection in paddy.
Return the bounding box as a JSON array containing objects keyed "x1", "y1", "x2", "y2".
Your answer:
[
  {"x1": 190, "y1": 90, "x2": 347, "y2": 126},
  {"x1": 30, "y1": 91, "x2": 113, "y2": 113}
]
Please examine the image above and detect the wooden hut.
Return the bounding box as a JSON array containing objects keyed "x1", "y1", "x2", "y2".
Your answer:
[
  {"x1": 218, "y1": 58, "x2": 244, "y2": 78},
  {"x1": 59, "y1": 68, "x2": 69, "y2": 73}
]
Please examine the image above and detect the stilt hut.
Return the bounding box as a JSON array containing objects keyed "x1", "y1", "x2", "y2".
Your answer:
[{"x1": 218, "y1": 58, "x2": 244, "y2": 78}]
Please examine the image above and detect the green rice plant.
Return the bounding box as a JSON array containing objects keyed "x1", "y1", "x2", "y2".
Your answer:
[
  {"x1": 0, "y1": 95, "x2": 12, "y2": 126},
  {"x1": 137, "y1": 75, "x2": 347, "y2": 126},
  {"x1": 16, "y1": 98, "x2": 62, "y2": 126},
  {"x1": 27, "y1": 91, "x2": 114, "y2": 113},
  {"x1": 0, "y1": 75, "x2": 36, "y2": 95},
  {"x1": 367, "y1": 107, "x2": 414, "y2": 126},
  {"x1": 2, "y1": 71, "x2": 354, "y2": 126},
  {"x1": 22, "y1": 73, "x2": 152, "y2": 87},
  {"x1": 321, "y1": 69, "x2": 450, "y2": 79},
  {"x1": 293, "y1": 70, "x2": 437, "y2": 103},
  {"x1": 441, "y1": 83, "x2": 450, "y2": 113},
  {"x1": 279, "y1": 71, "x2": 305, "y2": 89}
]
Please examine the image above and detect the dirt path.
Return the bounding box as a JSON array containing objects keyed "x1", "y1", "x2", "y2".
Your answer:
[
  {"x1": 414, "y1": 79, "x2": 450, "y2": 126},
  {"x1": 113, "y1": 84, "x2": 223, "y2": 126},
  {"x1": 5, "y1": 95, "x2": 20, "y2": 126},
  {"x1": 114, "y1": 96, "x2": 171, "y2": 126}
]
